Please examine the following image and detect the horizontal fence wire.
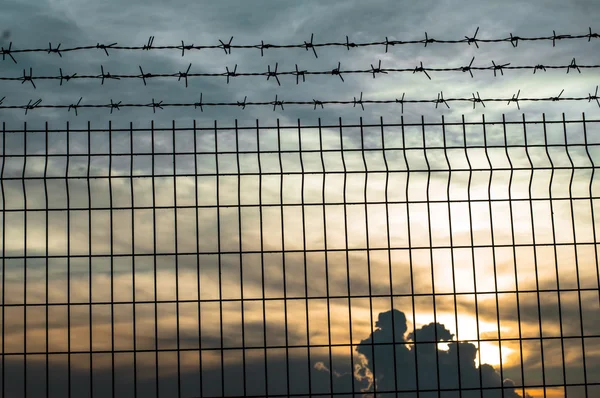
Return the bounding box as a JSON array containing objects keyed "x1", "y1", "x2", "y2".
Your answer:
[
  {"x1": 2, "y1": 87, "x2": 600, "y2": 115},
  {"x1": 1, "y1": 114, "x2": 600, "y2": 397},
  {"x1": 4, "y1": 58, "x2": 599, "y2": 88},
  {"x1": 1, "y1": 27, "x2": 598, "y2": 62}
]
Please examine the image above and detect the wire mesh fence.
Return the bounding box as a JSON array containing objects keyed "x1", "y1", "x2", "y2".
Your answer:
[{"x1": 1, "y1": 114, "x2": 599, "y2": 397}]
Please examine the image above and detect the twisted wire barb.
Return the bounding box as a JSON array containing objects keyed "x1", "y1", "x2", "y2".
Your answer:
[
  {"x1": 0, "y1": 28, "x2": 598, "y2": 62},
  {"x1": 1, "y1": 88, "x2": 598, "y2": 115}
]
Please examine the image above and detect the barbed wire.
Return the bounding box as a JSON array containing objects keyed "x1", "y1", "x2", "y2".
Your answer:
[
  {"x1": 2, "y1": 87, "x2": 598, "y2": 115},
  {"x1": 3, "y1": 58, "x2": 598, "y2": 88},
  {"x1": 1, "y1": 28, "x2": 598, "y2": 63}
]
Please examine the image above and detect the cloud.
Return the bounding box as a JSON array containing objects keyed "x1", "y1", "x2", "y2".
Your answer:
[{"x1": 317, "y1": 308, "x2": 534, "y2": 397}]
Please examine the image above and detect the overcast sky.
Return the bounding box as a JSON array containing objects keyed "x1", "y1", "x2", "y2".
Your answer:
[
  {"x1": 1, "y1": 0, "x2": 599, "y2": 126},
  {"x1": 1, "y1": 1, "x2": 600, "y2": 397}
]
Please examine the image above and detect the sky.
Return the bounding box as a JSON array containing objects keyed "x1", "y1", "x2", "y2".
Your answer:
[{"x1": 1, "y1": 0, "x2": 600, "y2": 397}]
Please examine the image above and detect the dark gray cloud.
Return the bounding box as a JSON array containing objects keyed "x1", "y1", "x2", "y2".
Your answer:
[{"x1": 321, "y1": 309, "x2": 534, "y2": 397}]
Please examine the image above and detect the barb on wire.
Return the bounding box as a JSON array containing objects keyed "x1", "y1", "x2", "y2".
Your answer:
[
  {"x1": 589, "y1": 86, "x2": 599, "y2": 107},
  {"x1": 462, "y1": 57, "x2": 475, "y2": 78},
  {"x1": 508, "y1": 89, "x2": 521, "y2": 110},
  {"x1": 96, "y1": 42, "x2": 117, "y2": 56},
  {"x1": 59, "y1": 68, "x2": 77, "y2": 85},
  {"x1": 567, "y1": 58, "x2": 581, "y2": 74},
  {"x1": 509, "y1": 33, "x2": 521, "y2": 48},
  {"x1": 370, "y1": 60, "x2": 388, "y2": 78},
  {"x1": 1, "y1": 89, "x2": 598, "y2": 115},
  {"x1": 138, "y1": 66, "x2": 152, "y2": 86},
  {"x1": 271, "y1": 94, "x2": 284, "y2": 111},
  {"x1": 47, "y1": 42, "x2": 62, "y2": 57},
  {"x1": 551, "y1": 89, "x2": 564, "y2": 101},
  {"x1": 471, "y1": 92, "x2": 485, "y2": 109},
  {"x1": 1, "y1": 42, "x2": 16, "y2": 63},
  {"x1": 257, "y1": 40, "x2": 272, "y2": 57},
  {"x1": 293, "y1": 64, "x2": 306, "y2": 84},
  {"x1": 143, "y1": 36, "x2": 155, "y2": 51},
  {"x1": 413, "y1": 61, "x2": 431, "y2": 80},
  {"x1": 353, "y1": 92, "x2": 364, "y2": 110},
  {"x1": 24, "y1": 98, "x2": 42, "y2": 115},
  {"x1": 21, "y1": 68, "x2": 36, "y2": 89},
  {"x1": 331, "y1": 62, "x2": 344, "y2": 82},
  {"x1": 435, "y1": 91, "x2": 450, "y2": 109},
  {"x1": 266, "y1": 63, "x2": 280, "y2": 86},
  {"x1": 194, "y1": 93, "x2": 204, "y2": 112},
  {"x1": 384, "y1": 36, "x2": 394, "y2": 53},
  {"x1": 491, "y1": 60, "x2": 510, "y2": 77},
  {"x1": 2, "y1": 29, "x2": 598, "y2": 62},
  {"x1": 68, "y1": 97, "x2": 83, "y2": 116},
  {"x1": 150, "y1": 98, "x2": 163, "y2": 113},
  {"x1": 346, "y1": 35, "x2": 357, "y2": 50},
  {"x1": 423, "y1": 32, "x2": 435, "y2": 47},
  {"x1": 533, "y1": 64, "x2": 546, "y2": 74},
  {"x1": 552, "y1": 30, "x2": 571, "y2": 47},
  {"x1": 99, "y1": 65, "x2": 120, "y2": 85},
  {"x1": 219, "y1": 37, "x2": 233, "y2": 54},
  {"x1": 225, "y1": 64, "x2": 238, "y2": 84},
  {"x1": 178, "y1": 40, "x2": 194, "y2": 57},
  {"x1": 178, "y1": 63, "x2": 192, "y2": 87},
  {"x1": 304, "y1": 33, "x2": 318, "y2": 58},
  {"x1": 237, "y1": 96, "x2": 247, "y2": 110},
  {"x1": 110, "y1": 99, "x2": 121, "y2": 114},
  {"x1": 396, "y1": 93, "x2": 406, "y2": 114},
  {"x1": 464, "y1": 27, "x2": 480, "y2": 48}
]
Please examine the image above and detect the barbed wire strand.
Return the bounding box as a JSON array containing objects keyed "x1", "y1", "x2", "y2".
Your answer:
[
  {"x1": 1, "y1": 28, "x2": 599, "y2": 63},
  {"x1": 2, "y1": 58, "x2": 597, "y2": 88},
  {"x1": 2, "y1": 87, "x2": 599, "y2": 115}
]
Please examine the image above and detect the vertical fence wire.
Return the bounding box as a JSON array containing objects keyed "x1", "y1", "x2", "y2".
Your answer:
[
  {"x1": 442, "y1": 114, "x2": 464, "y2": 398},
  {"x1": 402, "y1": 115, "x2": 421, "y2": 397},
  {"x1": 540, "y1": 114, "x2": 566, "y2": 397},
  {"x1": 563, "y1": 113, "x2": 589, "y2": 397},
  {"x1": 503, "y1": 113, "x2": 526, "y2": 398},
  {"x1": 380, "y1": 115, "x2": 398, "y2": 397},
  {"x1": 193, "y1": 119, "x2": 203, "y2": 397},
  {"x1": 463, "y1": 114, "x2": 486, "y2": 395},
  {"x1": 47, "y1": 121, "x2": 52, "y2": 397},
  {"x1": 1, "y1": 122, "x2": 5, "y2": 397}
]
